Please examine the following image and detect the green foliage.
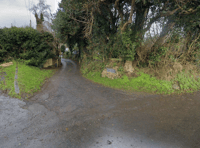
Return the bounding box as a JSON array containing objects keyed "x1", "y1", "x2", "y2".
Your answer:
[
  {"x1": 40, "y1": 31, "x2": 54, "y2": 42},
  {"x1": 83, "y1": 70, "x2": 176, "y2": 95},
  {"x1": 174, "y1": 1, "x2": 200, "y2": 36},
  {"x1": 51, "y1": 0, "x2": 87, "y2": 54},
  {"x1": 0, "y1": 60, "x2": 16, "y2": 97},
  {"x1": 87, "y1": 31, "x2": 128, "y2": 60},
  {"x1": 137, "y1": 61, "x2": 148, "y2": 68},
  {"x1": 0, "y1": 26, "x2": 55, "y2": 67},
  {"x1": 169, "y1": 30, "x2": 182, "y2": 43},
  {"x1": 112, "y1": 62, "x2": 116, "y2": 67},
  {"x1": 17, "y1": 61, "x2": 54, "y2": 95},
  {"x1": 73, "y1": 43, "x2": 78, "y2": 51},
  {"x1": 86, "y1": 26, "x2": 138, "y2": 61},
  {"x1": 121, "y1": 30, "x2": 138, "y2": 61},
  {"x1": 168, "y1": 55, "x2": 176, "y2": 62},
  {"x1": 118, "y1": 66, "x2": 124, "y2": 72},
  {"x1": 0, "y1": 60, "x2": 54, "y2": 99},
  {"x1": 52, "y1": 0, "x2": 200, "y2": 76},
  {"x1": 0, "y1": 47, "x2": 8, "y2": 63},
  {"x1": 148, "y1": 46, "x2": 168, "y2": 66},
  {"x1": 63, "y1": 51, "x2": 71, "y2": 58},
  {"x1": 172, "y1": 71, "x2": 200, "y2": 92},
  {"x1": 120, "y1": 75, "x2": 129, "y2": 84},
  {"x1": 61, "y1": 45, "x2": 66, "y2": 53},
  {"x1": 80, "y1": 59, "x2": 200, "y2": 95},
  {"x1": 81, "y1": 59, "x2": 106, "y2": 75},
  {"x1": 81, "y1": 67, "x2": 89, "y2": 75}
]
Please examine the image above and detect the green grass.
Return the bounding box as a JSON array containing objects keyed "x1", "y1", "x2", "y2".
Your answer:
[
  {"x1": 83, "y1": 69, "x2": 200, "y2": 95},
  {"x1": 17, "y1": 61, "x2": 54, "y2": 98},
  {"x1": 0, "y1": 60, "x2": 17, "y2": 97},
  {"x1": 0, "y1": 60, "x2": 54, "y2": 99},
  {"x1": 172, "y1": 71, "x2": 200, "y2": 93}
]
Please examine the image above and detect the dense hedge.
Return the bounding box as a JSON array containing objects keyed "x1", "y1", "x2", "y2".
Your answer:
[{"x1": 0, "y1": 26, "x2": 55, "y2": 67}]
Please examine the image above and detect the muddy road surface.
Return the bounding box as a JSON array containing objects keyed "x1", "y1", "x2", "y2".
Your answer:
[{"x1": 0, "y1": 58, "x2": 200, "y2": 148}]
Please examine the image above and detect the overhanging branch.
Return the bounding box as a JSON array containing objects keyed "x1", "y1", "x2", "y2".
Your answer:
[
  {"x1": 144, "y1": 8, "x2": 180, "y2": 33},
  {"x1": 121, "y1": 0, "x2": 135, "y2": 32}
]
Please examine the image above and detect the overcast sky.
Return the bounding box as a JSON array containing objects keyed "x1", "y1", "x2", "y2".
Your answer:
[
  {"x1": 0, "y1": 0, "x2": 161, "y2": 42},
  {"x1": 0, "y1": 0, "x2": 61, "y2": 29}
]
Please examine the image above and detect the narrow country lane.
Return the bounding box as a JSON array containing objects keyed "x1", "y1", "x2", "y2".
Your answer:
[{"x1": 0, "y1": 58, "x2": 200, "y2": 148}]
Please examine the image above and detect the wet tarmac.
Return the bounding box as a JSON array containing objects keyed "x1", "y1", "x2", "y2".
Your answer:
[{"x1": 0, "y1": 58, "x2": 200, "y2": 148}]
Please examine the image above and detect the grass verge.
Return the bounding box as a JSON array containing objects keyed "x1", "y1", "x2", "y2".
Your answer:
[
  {"x1": 17, "y1": 61, "x2": 55, "y2": 99},
  {"x1": 83, "y1": 69, "x2": 200, "y2": 95},
  {"x1": 0, "y1": 60, "x2": 16, "y2": 97},
  {"x1": 0, "y1": 60, "x2": 55, "y2": 99}
]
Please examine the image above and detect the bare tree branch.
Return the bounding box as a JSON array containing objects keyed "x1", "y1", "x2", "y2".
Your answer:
[
  {"x1": 121, "y1": 0, "x2": 135, "y2": 32},
  {"x1": 175, "y1": 0, "x2": 198, "y2": 15},
  {"x1": 29, "y1": 0, "x2": 52, "y2": 31},
  {"x1": 71, "y1": 17, "x2": 89, "y2": 24},
  {"x1": 114, "y1": 0, "x2": 124, "y2": 25},
  {"x1": 144, "y1": 8, "x2": 180, "y2": 33}
]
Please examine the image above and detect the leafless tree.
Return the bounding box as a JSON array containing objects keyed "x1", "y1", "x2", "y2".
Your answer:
[
  {"x1": 29, "y1": 0, "x2": 52, "y2": 32},
  {"x1": 28, "y1": 0, "x2": 61, "y2": 56}
]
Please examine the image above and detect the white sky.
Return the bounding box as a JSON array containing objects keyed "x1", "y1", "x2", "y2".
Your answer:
[{"x1": 0, "y1": 0, "x2": 61, "y2": 29}]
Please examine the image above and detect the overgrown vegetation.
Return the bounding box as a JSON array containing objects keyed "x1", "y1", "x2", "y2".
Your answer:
[
  {"x1": 61, "y1": 44, "x2": 66, "y2": 53},
  {"x1": 50, "y1": 0, "x2": 200, "y2": 95},
  {"x1": 84, "y1": 69, "x2": 200, "y2": 95}
]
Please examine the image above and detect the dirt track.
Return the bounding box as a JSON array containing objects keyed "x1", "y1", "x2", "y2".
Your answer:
[{"x1": 0, "y1": 58, "x2": 200, "y2": 148}]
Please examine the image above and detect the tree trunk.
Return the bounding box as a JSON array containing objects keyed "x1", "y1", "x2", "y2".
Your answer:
[
  {"x1": 145, "y1": 16, "x2": 175, "y2": 65},
  {"x1": 131, "y1": 2, "x2": 150, "y2": 40}
]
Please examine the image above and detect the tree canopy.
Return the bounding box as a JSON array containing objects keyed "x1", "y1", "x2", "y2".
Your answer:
[{"x1": 51, "y1": 0, "x2": 200, "y2": 64}]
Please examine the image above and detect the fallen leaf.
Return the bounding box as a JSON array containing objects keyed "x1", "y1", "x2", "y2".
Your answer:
[{"x1": 66, "y1": 128, "x2": 68, "y2": 131}]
